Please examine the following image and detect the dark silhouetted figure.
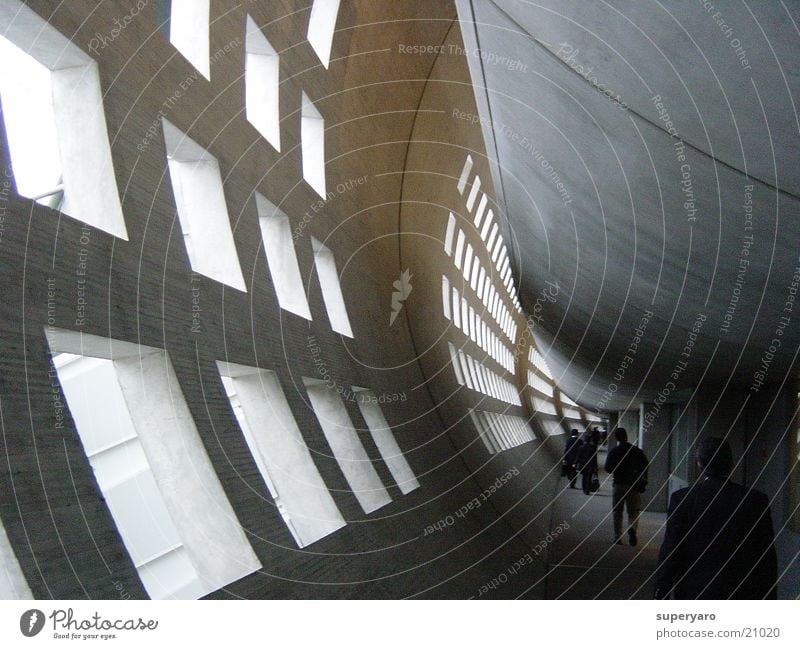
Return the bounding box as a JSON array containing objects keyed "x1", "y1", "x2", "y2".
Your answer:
[
  {"x1": 605, "y1": 428, "x2": 648, "y2": 546},
  {"x1": 563, "y1": 429, "x2": 581, "y2": 488},
  {"x1": 654, "y1": 437, "x2": 778, "y2": 599},
  {"x1": 575, "y1": 432, "x2": 598, "y2": 495}
]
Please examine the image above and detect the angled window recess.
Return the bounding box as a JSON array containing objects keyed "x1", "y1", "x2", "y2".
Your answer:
[
  {"x1": 301, "y1": 92, "x2": 326, "y2": 197},
  {"x1": 457, "y1": 155, "x2": 473, "y2": 194},
  {"x1": 444, "y1": 212, "x2": 456, "y2": 255},
  {"x1": 162, "y1": 119, "x2": 246, "y2": 291},
  {"x1": 45, "y1": 329, "x2": 260, "y2": 599},
  {"x1": 0, "y1": 520, "x2": 32, "y2": 599},
  {"x1": 353, "y1": 388, "x2": 420, "y2": 495},
  {"x1": 311, "y1": 237, "x2": 353, "y2": 337},
  {"x1": 0, "y1": 2, "x2": 127, "y2": 239},
  {"x1": 303, "y1": 378, "x2": 391, "y2": 514},
  {"x1": 157, "y1": 0, "x2": 210, "y2": 80},
  {"x1": 245, "y1": 15, "x2": 280, "y2": 150},
  {"x1": 307, "y1": 0, "x2": 340, "y2": 69},
  {"x1": 217, "y1": 362, "x2": 345, "y2": 547},
  {"x1": 256, "y1": 193, "x2": 311, "y2": 319}
]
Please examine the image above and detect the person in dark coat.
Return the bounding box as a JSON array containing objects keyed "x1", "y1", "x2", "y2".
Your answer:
[
  {"x1": 575, "y1": 432, "x2": 598, "y2": 495},
  {"x1": 563, "y1": 429, "x2": 581, "y2": 488},
  {"x1": 604, "y1": 428, "x2": 648, "y2": 546},
  {"x1": 654, "y1": 437, "x2": 778, "y2": 599}
]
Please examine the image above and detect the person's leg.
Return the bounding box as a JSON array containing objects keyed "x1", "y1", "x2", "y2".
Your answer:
[
  {"x1": 569, "y1": 467, "x2": 577, "y2": 488},
  {"x1": 581, "y1": 470, "x2": 591, "y2": 494},
  {"x1": 626, "y1": 490, "x2": 641, "y2": 545},
  {"x1": 611, "y1": 484, "x2": 625, "y2": 542}
]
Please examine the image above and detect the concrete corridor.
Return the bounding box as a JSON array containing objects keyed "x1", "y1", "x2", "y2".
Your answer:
[{"x1": 545, "y1": 447, "x2": 666, "y2": 599}]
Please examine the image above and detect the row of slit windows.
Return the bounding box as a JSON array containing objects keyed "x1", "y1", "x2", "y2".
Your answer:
[
  {"x1": 468, "y1": 409, "x2": 536, "y2": 455},
  {"x1": 526, "y1": 346, "x2": 602, "y2": 437},
  {"x1": 24, "y1": 327, "x2": 419, "y2": 600},
  {"x1": 456, "y1": 155, "x2": 522, "y2": 313},
  {"x1": 442, "y1": 152, "x2": 525, "y2": 452},
  {"x1": 447, "y1": 342, "x2": 522, "y2": 406},
  {"x1": 441, "y1": 276, "x2": 514, "y2": 373},
  {"x1": 0, "y1": 1, "x2": 341, "y2": 310},
  {"x1": 444, "y1": 214, "x2": 518, "y2": 344}
]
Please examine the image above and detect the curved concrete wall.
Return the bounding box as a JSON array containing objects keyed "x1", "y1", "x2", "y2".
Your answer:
[{"x1": 0, "y1": 0, "x2": 561, "y2": 599}]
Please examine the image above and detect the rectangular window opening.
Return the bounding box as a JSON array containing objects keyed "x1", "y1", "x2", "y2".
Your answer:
[
  {"x1": 0, "y1": 2, "x2": 127, "y2": 239},
  {"x1": 158, "y1": 0, "x2": 210, "y2": 79},
  {"x1": 301, "y1": 92, "x2": 326, "y2": 197},
  {"x1": 245, "y1": 15, "x2": 281, "y2": 150},
  {"x1": 353, "y1": 388, "x2": 420, "y2": 495},
  {"x1": 307, "y1": 0, "x2": 341, "y2": 69},
  {"x1": 45, "y1": 329, "x2": 261, "y2": 599},
  {"x1": 303, "y1": 378, "x2": 391, "y2": 514},
  {"x1": 256, "y1": 193, "x2": 311, "y2": 319},
  {"x1": 162, "y1": 119, "x2": 246, "y2": 290},
  {"x1": 311, "y1": 237, "x2": 353, "y2": 337},
  {"x1": 217, "y1": 361, "x2": 346, "y2": 548}
]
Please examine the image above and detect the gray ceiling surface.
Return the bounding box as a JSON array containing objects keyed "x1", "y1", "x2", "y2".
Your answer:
[{"x1": 456, "y1": 0, "x2": 800, "y2": 410}]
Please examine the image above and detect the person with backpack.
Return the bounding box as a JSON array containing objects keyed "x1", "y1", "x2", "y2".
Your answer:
[{"x1": 604, "y1": 428, "x2": 649, "y2": 546}]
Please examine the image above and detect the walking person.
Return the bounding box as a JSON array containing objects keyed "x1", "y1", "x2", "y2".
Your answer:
[
  {"x1": 563, "y1": 429, "x2": 581, "y2": 488},
  {"x1": 575, "y1": 431, "x2": 598, "y2": 495},
  {"x1": 654, "y1": 437, "x2": 777, "y2": 599},
  {"x1": 604, "y1": 428, "x2": 648, "y2": 546}
]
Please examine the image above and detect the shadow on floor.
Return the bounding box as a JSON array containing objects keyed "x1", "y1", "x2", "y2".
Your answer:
[{"x1": 545, "y1": 448, "x2": 666, "y2": 599}]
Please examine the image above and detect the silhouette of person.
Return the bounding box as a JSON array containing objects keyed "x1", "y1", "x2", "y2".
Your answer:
[
  {"x1": 604, "y1": 428, "x2": 648, "y2": 546},
  {"x1": 654, "y1": 437, "x2": 778, "y2": 599},
  {"x1": 563, "y1": 429, "x2": 581, "y2": 488},
  {"x1": 575, "y1": 431, "x2": 598, "y2": 495}
]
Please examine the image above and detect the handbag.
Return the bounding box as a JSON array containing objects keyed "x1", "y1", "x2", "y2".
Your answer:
[{"x1": 590, "y1": 471, "x2": 600, "y2": 492}]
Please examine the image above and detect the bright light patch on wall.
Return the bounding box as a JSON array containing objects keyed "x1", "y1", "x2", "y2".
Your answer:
[
  {"x1": 46, "y1": 329, "x2": 261, "y2": 599},
  {"x1": 301, "y1": 92, "x2": 326, "y2": 197},
  {"x1": 444, "y1": 212, "x2": 456, "y2": 254},
  {"x1": 307, "y1": 0, "x2": 340, "y2": 69},
  {"x1": 454, "y1": 230, "x2": 465, "y2": 270},
  {"x1": 466, "y1": 175, "x2": 481, "y2": 212},
  {"x1": 474, "y1": 194, "x2": 488, "y2": 227},
  {"x1": 353, "y1": 388, "x2": 419, "y2": 495},
  {"x1": 303, "y1": 378, "x2": 391, "y2": 514},
  {"x1": 161, "y1": 0, "x2": 210, "y2": 79},
  {"x1": 256, "y1": 193, "x2": 312, "y2": 319},
  {"x1": 0, "y1": 520, "x2": 31, "y2": 599},
  {"x1": 480, "y1": 210, "x2": 494, "y2": 241},
  {"x1": 442, "y1": 275, "x2": 451, "y2": 319},
  {"x1": 0, "y1": 2, "x2": 127, "y2": 239},
  {"x1": 311, "y1": 237, "x2": 353, "y2": 337},
  {"x1": 217, "y1": 362, "x2": 346, "y2": 548},
  {"x1": 457, "y1": 155, "x2": 473, "y2": 194},
  {"x1": 162, "y1": 119, "x2": 246, "y2": 291},
  {"x1": 245, "y1": 15, "x2": 280, "y2": 150}
]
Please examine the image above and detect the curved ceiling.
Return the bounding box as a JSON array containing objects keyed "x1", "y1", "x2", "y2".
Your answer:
[{"x1": 457, "y1": 0, "x2": 800, "y2": 410}]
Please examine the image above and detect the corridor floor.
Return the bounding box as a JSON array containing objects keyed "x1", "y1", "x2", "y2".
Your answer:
[{"x1": 545, "y1": 447, "x2": 666, "y2": 599}]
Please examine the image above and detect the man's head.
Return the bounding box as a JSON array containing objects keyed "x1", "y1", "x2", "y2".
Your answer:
[
  {"x1": 696, "y1": 437, "x2": 732, "y2": 477},
  {"x1": 570, "y1": 428, "x2": 579, "y2": 437},
  {"x1": 614, "y1": 428, "x2": 628, "y2": 443}
]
